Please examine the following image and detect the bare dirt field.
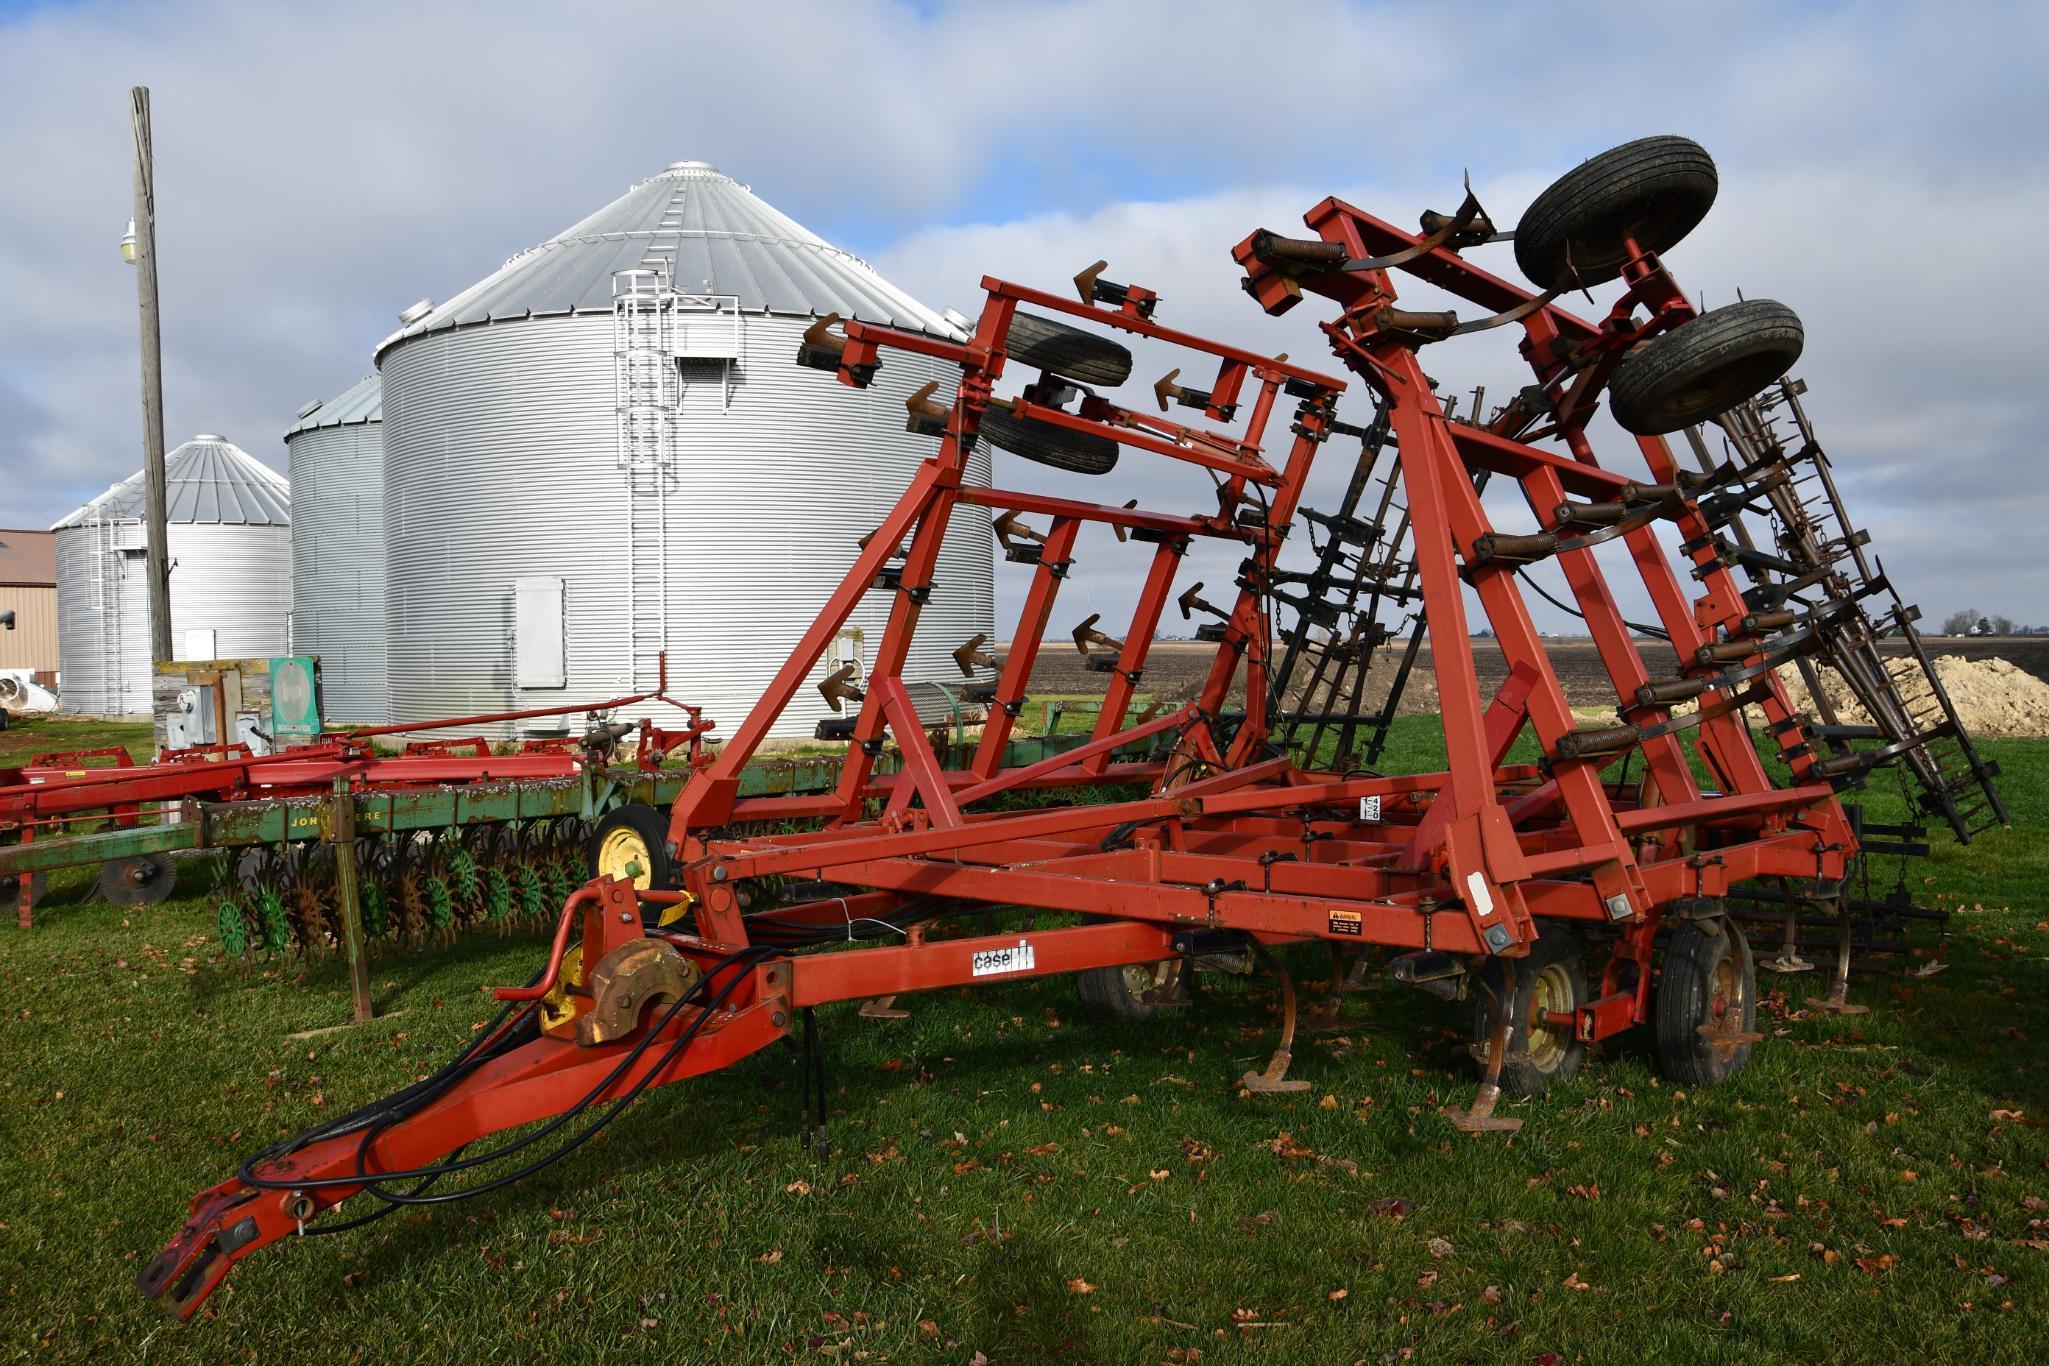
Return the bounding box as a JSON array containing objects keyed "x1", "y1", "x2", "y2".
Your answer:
[{"x1": 1001, "y1": 635, "x2": 2049, "y2": 713}]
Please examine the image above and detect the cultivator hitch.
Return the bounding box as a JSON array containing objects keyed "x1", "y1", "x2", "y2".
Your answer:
[{"x1": 147, "y1": 136, "x2": 1992, "y2": 1319}]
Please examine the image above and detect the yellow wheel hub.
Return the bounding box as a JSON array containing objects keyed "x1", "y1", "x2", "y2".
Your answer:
[
  {"x1": 1523, "y1": 962, "x2": 1575, "y2": 1072},
  {"x1": 597, "y1": 826, "x2": 652, "y2": 890}
]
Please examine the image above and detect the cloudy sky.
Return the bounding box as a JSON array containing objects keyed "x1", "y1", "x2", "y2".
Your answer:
[{"x1": 1, "y1": 0, "x2": 2043, "y2": 634}]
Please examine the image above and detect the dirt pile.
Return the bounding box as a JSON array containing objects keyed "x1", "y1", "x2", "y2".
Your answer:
[{"x1": 1776, "y1": 656, "x2": 2049, "y2": 739}]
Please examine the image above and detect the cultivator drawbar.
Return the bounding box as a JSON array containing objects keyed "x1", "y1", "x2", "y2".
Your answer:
[{"x1": 144, "y1": 137, "x2": 1993, "y2": 1318}]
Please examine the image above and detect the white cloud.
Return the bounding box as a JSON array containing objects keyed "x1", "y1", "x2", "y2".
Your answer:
[{"x1": 0, "y1": 0, "x2": 2042, "y2": 639}]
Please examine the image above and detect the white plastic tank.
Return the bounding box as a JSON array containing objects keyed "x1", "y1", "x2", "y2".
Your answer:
[{"x1": 375, "y1": 161, "x2": 993, "y2": 737}]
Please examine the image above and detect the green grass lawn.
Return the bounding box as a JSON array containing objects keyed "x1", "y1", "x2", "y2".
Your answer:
[{"x1": 0, "y1": 718, "x2": 2044, "y2": 1360}]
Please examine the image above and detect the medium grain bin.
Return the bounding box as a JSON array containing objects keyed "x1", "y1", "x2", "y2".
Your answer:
[
  {"x1": 51, "y1": 436, "x2": 292, "y2": 716},
  {"x1": 375, "y1": 161, "x2": 993, "y2": 738},
  {"x1": 285, "y1": 376, "x2": 386, "y2": 723}
]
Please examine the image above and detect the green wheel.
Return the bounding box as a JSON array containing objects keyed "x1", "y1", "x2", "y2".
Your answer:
[
  {"x1": 254, "y1": 885, "x2": 292, "y2": 956},
  {"x1": 216, "y1": 899, "x2": 250, "y2": 958},
  {"x1": 482, "y1": 864, "x2": 515, "y2": 925},
  {"x1": 425, "y1": 876, "x2": 456, "y2": 935}
]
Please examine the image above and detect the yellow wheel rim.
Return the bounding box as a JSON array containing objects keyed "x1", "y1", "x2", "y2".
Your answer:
[
  {"x1": 597, "y1": 826, "x2": 652, "y2": 890},
  {"x1": 1523, "y1": 962, "x2": 1574, "y2": 1073}
]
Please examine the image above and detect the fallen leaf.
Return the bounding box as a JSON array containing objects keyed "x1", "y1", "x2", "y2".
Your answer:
[
  {"x1": 1562, "y1": 1272, "x2": 1592, "y2": 1292},
  {"x1": 1066, "y1": 1278, "x2": 1096, "y2": 1295}
]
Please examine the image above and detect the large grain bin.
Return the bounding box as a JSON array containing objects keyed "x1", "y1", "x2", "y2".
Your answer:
[
  {"x1": 375, "y1": 160, "x2": 993, "y2": 738},
  {"x1": 285, "y1": 376, "x2": 386, "y2": 723},
  {"x1": 51, "y1": 436, "x2": 292, "y2": 716}
]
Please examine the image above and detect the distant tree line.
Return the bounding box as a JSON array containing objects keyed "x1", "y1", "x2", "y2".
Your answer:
[{"x1": 1938, "y1": 609, "x2": 2048, "y2": 636}]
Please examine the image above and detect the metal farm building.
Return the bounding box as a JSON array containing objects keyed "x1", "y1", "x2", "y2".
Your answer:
[
  {"x1": 285, "y1": 376, "x2": 387, "y2": 723},
  {"x1": 51, "y1": 436, "x2": 292, "y2": 716},
  {"x1": 374, "y1": 160, "x2": 993, "y2": 738}
]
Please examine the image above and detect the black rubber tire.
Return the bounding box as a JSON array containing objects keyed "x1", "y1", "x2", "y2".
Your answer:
[
  {"x1": 979, "y1": 407, "x2": 1120, "y2": 476},
  {"x1": 1608, "y1": 299, "x2": 1804, "y2": 434},
  {"x1": 1004, "y1": 311, "x2": 1133, "y2": 386},
  {"x1": 587, "y1": 803, "x2": 676, "y2": 891},
  {"x1": 1076, "y1": 958, "x2": 1186, "y2": 1021},
  {"x1": 1655, "y1": 916, "x2": 1758, "y2": 1086},
  {"x1": 2, "y1": 870, "x2": 43, "y2": 912},
  {"x1": 1515, "y1": 135, "x2": 1718, "y2": 289},
  {"x1": 1473, "y1": 923, "x2": 1588, "y2": 1099}
]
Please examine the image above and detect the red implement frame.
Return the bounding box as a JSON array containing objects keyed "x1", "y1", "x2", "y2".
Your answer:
[{"x1": 141, "y1": 202, "x2": 1856, "y2": 1318}]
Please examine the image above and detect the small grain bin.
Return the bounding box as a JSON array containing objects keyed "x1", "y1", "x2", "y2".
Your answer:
[
  {"x1": 285, "y1": 376, "x2": 386, "y2": 723},
  {"x1": 51, "y1": 436, "x2": 292, "y2": 715},
  {"x1": 376, "y1": 161, "x2": 993, "y2": 737}
]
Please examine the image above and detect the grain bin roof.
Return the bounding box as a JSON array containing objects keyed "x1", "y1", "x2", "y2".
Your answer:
[
  {"x1": 285, "y1": 374, "x2": 381, "y2": 437},
  {"x1": 50, "y1": 435, "x2": 291, "y2": 529},
  {"x1": 376, "y1": 161, "x2": 960, "y2": 358}
]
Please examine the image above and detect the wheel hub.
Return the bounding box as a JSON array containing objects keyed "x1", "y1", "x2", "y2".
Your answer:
[
  {"x1": 596, "y1": 827, "x2": 652, "y2": 889},
  {"x1": 1522, "y1": 962, "x2": 1575, "y2": 1072}
]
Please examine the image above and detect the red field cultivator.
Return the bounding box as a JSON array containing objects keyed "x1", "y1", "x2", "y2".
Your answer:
[{"x1": 143, "y1": 137, "x2": 1976, "y2": 1317}]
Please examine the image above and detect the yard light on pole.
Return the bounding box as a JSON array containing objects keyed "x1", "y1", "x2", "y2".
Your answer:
[{"x1": 119, "y1": 218, "x2": 137, "y2": 264}]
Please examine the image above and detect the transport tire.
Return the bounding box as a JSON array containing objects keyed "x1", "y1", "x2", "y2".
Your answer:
[
  {"x1": 1607, "y1": 298, "x2": 1804, "y2": 434},
  {"x1": 1472, "y1": 923, "x2": 1588, "y2": 1098},
  {"x1": 588, "y1": 804, "x2": 676, "y2": 892},
  {"x1": 1076, "y1": 958, "x2": 1186, "y2": 1021},
  {"x1": 1515, "y1": 135, "x2": 1719, "y2": 289},
  {"x1": 1004, "y1": 310, "x2": 1133, "y2": 386},
  {"x1": 978, "y1": 407, "x2": 1121, "y2": 476},
  {"x1": 1655, "y1": 915, "x2": 1758, "y2": 1086}
]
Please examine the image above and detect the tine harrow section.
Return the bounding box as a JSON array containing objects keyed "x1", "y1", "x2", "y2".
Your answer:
[
  {"x1": 1266, "y1": 409, "x2": 1433, "y2": 770},
  {"x1": 1681, "y1": 379, "x2": 2006, "y2": 840}
]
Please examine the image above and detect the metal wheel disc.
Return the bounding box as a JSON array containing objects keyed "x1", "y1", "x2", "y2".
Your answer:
[
  {"x1": 98, "y1": 853, "x2": 178, "y2": 907},
  {"x1": 1521, "y1": 961, "x2": 1575, "y2": 1073},
  {"x1": 596, "y1": 826, "x2": 653, "y2": 889}
]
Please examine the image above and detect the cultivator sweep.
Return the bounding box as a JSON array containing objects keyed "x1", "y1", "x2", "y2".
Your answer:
[{"x1": 142, "y1": 137, "x2": 1995, "y2": 1318}]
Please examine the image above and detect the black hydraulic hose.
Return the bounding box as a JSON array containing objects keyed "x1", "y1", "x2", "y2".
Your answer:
[
  {"x1": 238, "y1": 947, "x2": 772, "y2": 1198},
  {"x1": 238, "y1": 983, "x2": 545, "y2": 1177},
  {"x1": 350, "y1": 946, "x2": 776, "y2": 1206}
]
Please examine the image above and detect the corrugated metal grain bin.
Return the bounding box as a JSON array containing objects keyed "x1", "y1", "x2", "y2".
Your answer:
[
  {"x1": 286, "y1": 376, "x2": 386, "y2": 723},
  {"x1": 51, "y1": 436, "x2": 292, "y2": 716},
  {"x1": 374, "y1": 160, "x2": 993, "y2": 738}
]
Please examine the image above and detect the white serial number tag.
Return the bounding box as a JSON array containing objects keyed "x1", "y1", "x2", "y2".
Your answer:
[
  {"x1": 1358, "y1": 795, "x2": 1383, "y2": 822},
  {"x1": 972, "y1": 940, "x2": 1037, "y2": 978}
]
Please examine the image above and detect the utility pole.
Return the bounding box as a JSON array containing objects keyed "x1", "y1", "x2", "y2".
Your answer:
[{"x1": 129, "y1": 85, "x2": 173, "y2": 663}]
